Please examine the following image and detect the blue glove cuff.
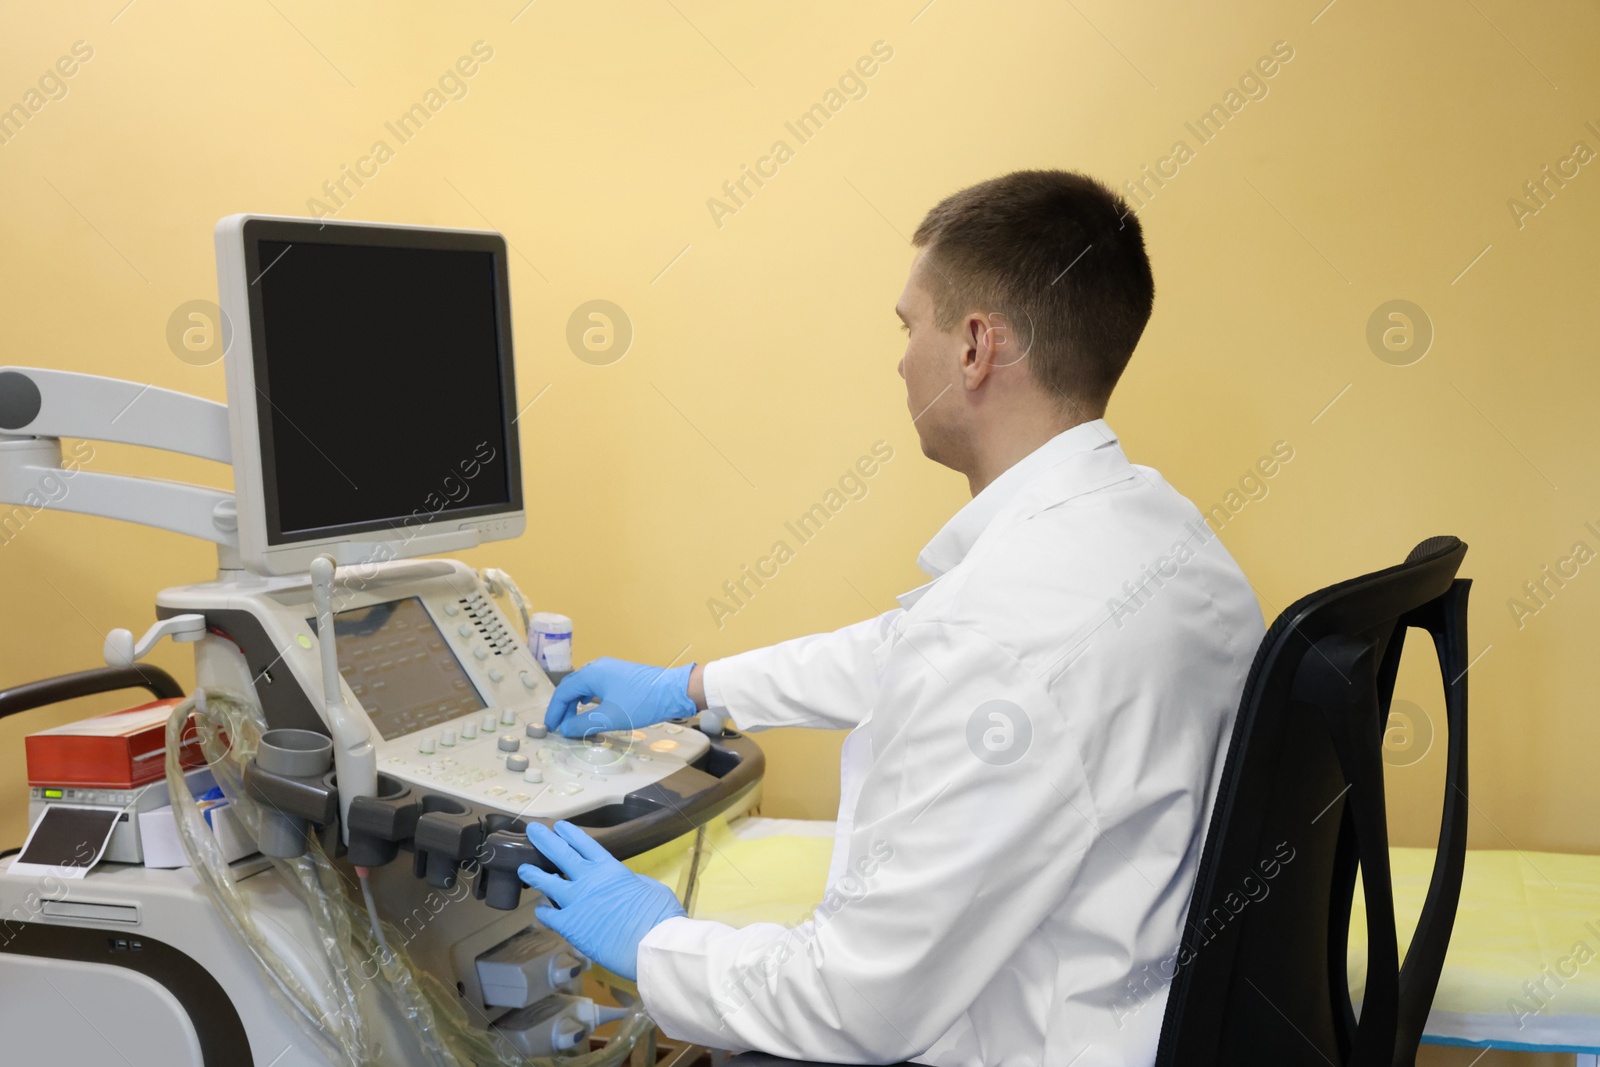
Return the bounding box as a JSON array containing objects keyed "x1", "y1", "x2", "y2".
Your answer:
[{"x1": 656, "y1": 662, "x2": 697, "y2": 719}]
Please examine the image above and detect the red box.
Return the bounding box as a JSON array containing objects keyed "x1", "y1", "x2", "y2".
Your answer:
[{"x1": 26, "y1": 699, "x2": 206, "y2": 789}]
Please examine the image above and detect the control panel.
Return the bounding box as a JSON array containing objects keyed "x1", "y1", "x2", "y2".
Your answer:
[
  {"x1": 379, "y1": 716, "x2": 710, "y2": 821},
  {"x1": 157, "y1": 558, "x2": 712, "y2": 822}
]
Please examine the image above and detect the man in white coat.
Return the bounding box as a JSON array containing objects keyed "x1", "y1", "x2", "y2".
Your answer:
[{"x1": 517, "y1": 170, "x2": 1266, "y2": 1066}]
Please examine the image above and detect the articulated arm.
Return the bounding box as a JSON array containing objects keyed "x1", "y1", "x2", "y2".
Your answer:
[
  {"x1": 0, "y1": 367, "x2": 238, "y2": 548},
  {"x1": 0, "y1": 366, "x2": 230, "y2": 461}
]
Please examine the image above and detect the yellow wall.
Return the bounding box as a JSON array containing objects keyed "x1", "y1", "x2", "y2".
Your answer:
[{"x1": 1, "y1": 0, "x2": 1597, "y2": 876}]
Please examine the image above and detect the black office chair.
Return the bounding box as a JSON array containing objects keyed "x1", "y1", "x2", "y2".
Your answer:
[
  {"x1": 723, "y1": 537, "x2": 1471, "y2": 1067},
  {"x1": 1153, "y1": 535, "x2": 1470, "y2": 1066}
]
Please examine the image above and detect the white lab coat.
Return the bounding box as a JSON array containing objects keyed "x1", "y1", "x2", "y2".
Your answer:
[{"x1": 637, "y1": 420, "x2": 1266, "y2": 1066}]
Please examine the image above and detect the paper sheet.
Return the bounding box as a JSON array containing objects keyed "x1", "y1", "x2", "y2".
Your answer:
[{"x1": 8, "y1": 804, "x2": 122, "y2": 879}]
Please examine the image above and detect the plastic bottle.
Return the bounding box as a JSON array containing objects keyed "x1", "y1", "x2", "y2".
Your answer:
[{"x1": 529, "y1": 613, "x2": 574, "y2": 684}]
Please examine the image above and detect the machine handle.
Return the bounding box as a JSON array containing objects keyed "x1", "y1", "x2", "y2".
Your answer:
[
  {"x1": 275, "y1": 729, "x2": 764, "y2": 911},
  {"x1": 582, "y1": 730, "x2": 764, "y2": 861},
  {"x1": 475, "y1": 731, "x2": 764, "y2": 909},
  {"x1": 0, "y1": 664, "x2": 185, "y2": 722}
]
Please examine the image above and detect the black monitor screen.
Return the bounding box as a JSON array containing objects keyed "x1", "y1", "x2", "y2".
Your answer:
[{"x1": 246, "y1": 225, "x2": 519, "y2": 543}]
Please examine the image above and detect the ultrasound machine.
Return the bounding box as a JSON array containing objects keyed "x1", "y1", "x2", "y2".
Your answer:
[{"x1": 0, "y1": 216, "x2": 761, "y2": 1065}]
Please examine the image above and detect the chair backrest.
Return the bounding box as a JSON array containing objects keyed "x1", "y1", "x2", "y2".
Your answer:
[{"x1": 1154, "y1": 536, "x2": 1471, "y2": 1067}]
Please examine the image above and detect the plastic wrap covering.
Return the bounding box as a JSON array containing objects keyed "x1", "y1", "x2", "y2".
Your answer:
[{"x1": 165, "y1": 688, "x2": 650, "y2": 1067}]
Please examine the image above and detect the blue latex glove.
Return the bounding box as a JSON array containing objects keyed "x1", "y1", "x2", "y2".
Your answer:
[
  {"x1": 517, "y1": 821, "x2": 686, "y2": 981},
  {"x1": 544, "y1": 657, "x2": 696, "y2": 739}
]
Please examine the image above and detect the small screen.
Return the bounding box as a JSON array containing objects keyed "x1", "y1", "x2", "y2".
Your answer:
[
  {"x1": 314, "y1": 597, "x2": 484, "y2": 741},
  {"x1": 251, "y1": 235, "x2": 515, "y2": 542}
]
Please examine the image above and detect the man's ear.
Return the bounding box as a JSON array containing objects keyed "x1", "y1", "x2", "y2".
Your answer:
[
  {"x1": 960, "y1": 313, "x2": 995, "y2": 391},
  {"x1": 983, "y1": 313, "x2": 1028, "y2": 368},
  {"x1": 960, "y1": 312, "x2": 1023, "y2": 390}
]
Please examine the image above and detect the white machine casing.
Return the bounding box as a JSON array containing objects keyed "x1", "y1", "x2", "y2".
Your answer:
[
  {"x1": 0, "y1": 859, "x2": 422, "y2": 1067},
  {"x1": 0, "y1": 554, "x2": 731, "y2": 1066},
  {"x1": 0, "y1": 214, "x2": 760, "y2": 1066}
]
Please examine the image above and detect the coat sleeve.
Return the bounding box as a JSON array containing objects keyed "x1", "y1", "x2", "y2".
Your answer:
[
  {"x1": 701, "y1": 610, "x2": 901, "y2": 732},
  {"x1": 637, "y1": 620, "x2": 1101, "y2": 1062}
]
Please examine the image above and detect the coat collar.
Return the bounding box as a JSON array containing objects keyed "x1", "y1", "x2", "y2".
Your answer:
[
  {"x1": 917, "y1": 418, "x2": 1121, "y2": 579},
  {"x1": 896, "y1": 420, "x2": 1122, "y2": 609}
]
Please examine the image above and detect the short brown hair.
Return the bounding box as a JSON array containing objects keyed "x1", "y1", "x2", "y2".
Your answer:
[{"x1": 912, "y1": 170, "x2": 1154, "y2": 413}]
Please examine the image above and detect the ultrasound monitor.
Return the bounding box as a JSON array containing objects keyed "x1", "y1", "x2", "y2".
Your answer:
[{"x1": 215, "y1": 215, "x2": 524, "y2": 575}]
